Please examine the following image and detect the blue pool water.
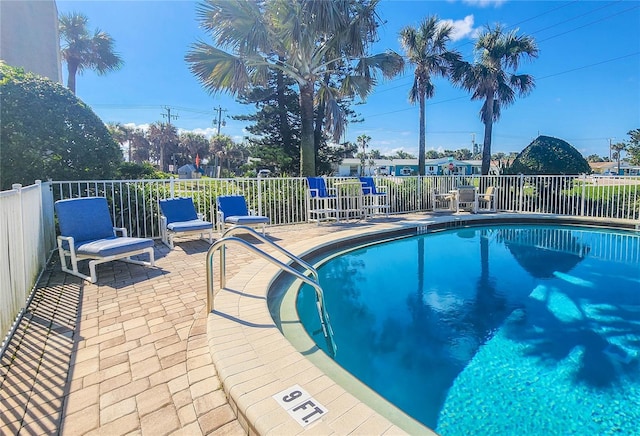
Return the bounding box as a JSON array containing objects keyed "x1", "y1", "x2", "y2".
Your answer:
[{"x1": 296, "y1": 225, "x2": 640, "y2": 435}]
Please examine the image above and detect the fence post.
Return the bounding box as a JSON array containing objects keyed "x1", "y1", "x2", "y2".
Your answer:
[
  {"x1": 518, "y1": 174, "x2": 524, "y2": 213},
  {"x1": 170, "y1": 177, "x2": 175, "y2": 198},
  {"x1": 580, "y1": 173, "x2": 586, "y2": 217},
  {"x1": 12, "y1": 184, "x2": 28, "y2": 298}
]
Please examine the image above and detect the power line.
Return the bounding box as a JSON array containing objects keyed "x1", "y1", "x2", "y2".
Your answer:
[{"x1": 162, "y1": 106, "x2": 179, "y2": 125}]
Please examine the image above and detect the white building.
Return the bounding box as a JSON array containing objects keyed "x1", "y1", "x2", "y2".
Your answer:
[
  {"x1": 1, "y1": 0, "x2": 62, "y2": 83},
  {"x1": 336, "y1": 158, "x2": 492, "y2": 177}
]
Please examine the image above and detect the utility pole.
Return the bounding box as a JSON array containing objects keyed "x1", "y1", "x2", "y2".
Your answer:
[
  {"x1": 213, "y1": 106, "x2": 227, "y2": 135},
  {"x1": 608, "y1": 138, "x2": 614, "y2": 162},
  {"x1": 162, "y1": 106, "x2": 178, "y2": 125},
  {"x1": 160, "y1": 107, "x2": 178, "y2": 172}
]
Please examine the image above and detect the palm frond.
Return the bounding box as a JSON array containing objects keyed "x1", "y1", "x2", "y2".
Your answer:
[{"x1": 185, "y1": 42, "x2": 251, "y2": 95}]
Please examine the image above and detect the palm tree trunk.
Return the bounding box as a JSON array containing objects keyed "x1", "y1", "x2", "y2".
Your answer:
[
  {"x1": 275, "y1": 68, "x2": 293, "y2": 157},
  {"x1": 481, "y1": 92, "x2": 495, "y2": 175},
  {"x1": 299, "y1": 82, "x2": 316, "y2": 176},
  {"x1": 67, "y1": 61, "x2": 78, "y2": 94},
  {"x1": 419, "y1": 93, "x2": 426, "y2": 176}
]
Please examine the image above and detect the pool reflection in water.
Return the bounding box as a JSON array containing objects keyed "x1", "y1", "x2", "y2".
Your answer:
[{"x1": 296, "y1": 225, "x2": 640, "y2": 435}]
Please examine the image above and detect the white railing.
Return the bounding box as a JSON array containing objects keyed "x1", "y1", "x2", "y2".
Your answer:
[
  {"x1": 47, "y1": 175, "x2": 640, "y2": 238},
  {"x1": 0, "y1": 181, "x2": 56, "y2": 341}
]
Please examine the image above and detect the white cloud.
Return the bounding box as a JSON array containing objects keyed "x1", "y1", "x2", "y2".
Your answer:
[
  {"x1": 440, "y1": 15, "x2": 477, "y2": 41},
  {"x1": 462, "y1": 0, "x2": 507, "y2": 7}
]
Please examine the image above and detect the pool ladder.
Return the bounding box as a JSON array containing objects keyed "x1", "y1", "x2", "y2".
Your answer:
[{"x1": 205, "y1": 225, "x2": 337, "y2": 357}]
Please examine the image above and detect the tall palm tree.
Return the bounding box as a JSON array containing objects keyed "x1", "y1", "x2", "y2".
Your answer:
[
  {"x1": 357, "y1": 134, "x2": 371, "y2": 176},
  {"x1": 400, "y1": 16, "x2": 461, "y2": 176},
  {"x1": 148, "y1": 122, "x2": 178, "y2": 172},
  {"x1": 59, "y1": 12, "x2": 123, "y2": 94},
  {"x1": 452, "y1": 24, "x2": 538, "y2": 175},
  {"x1": 610, "y1": 141, "x2": 626, "y2": 175},
  {"x1": 185, "y1": 0, "x2": 403, "y2": 176}
]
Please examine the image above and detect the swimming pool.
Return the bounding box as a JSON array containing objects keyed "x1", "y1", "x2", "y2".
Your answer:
[{"x1": 294, "y1": 224, "x2": 640, "y2": 435}]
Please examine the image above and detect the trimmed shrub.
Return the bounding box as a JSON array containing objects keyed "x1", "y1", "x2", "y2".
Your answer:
[
  {"x1": 509, "y1": 135, "x2": 591, "y2": 175},
  {"x1": 0, "y1": 63, "x2": 122, "y2": 190}
]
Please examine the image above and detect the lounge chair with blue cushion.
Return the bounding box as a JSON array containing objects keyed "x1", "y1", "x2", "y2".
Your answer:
[
  {"x1": 359, "y1": 176, "x2": 389, "y2": 218},
  {"x1": 216, "y1": 195, "x2": 270, "y2": 236},
  {"x1": 55, "y1": 197, "x2": 155, "y2": 283},
  {"x1": 306, "y1": 177, "x2": 338, "y2": 224},
  {"x1": 159, "y1": 197, "x2": 214, "y2": 249}
]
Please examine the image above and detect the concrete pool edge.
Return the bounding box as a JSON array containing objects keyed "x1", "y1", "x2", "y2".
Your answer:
[{"x1": 206, "y1": 213, "x2": 639, "y2": 435}]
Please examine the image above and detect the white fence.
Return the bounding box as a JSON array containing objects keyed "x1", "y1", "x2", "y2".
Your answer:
[
  {"x1": 49, "y1": 175, "x2": 640, "y2": 238},
  {"x1": 1, "y1": 174, "x2": 639, "y2": 347},
  {"x1": 0, "y1": 181, "x2": 56, "y2": 341}
]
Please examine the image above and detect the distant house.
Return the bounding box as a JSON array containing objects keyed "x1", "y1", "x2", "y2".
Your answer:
[
  {"x1": 590, "y1": 161, "x2": 640, "y2": 176},
  {"x1": 336, "y1": 158, "x2": 491, "y2": 177},
  {"x1": 177, "y1": 164, "x2": 201, "y2": 179}
]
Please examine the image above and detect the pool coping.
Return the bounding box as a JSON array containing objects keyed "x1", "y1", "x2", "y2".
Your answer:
[{"x1": 206, "y1": 213, "x2": 639, "y2": 435}]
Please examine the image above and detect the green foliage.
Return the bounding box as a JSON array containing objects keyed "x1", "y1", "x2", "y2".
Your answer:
[
  {"x1": 117, "y1": 162, "x2": 166, "y2": 180},
  {"x1": 509, "y1": 135, "x2": 591, "y2": 175},
  {"x1": 0, "y1": 63, "x2": 122, "y2": 190},
  {"x1": 623, "y1": 129, "x2": 640, "y2": 165}
]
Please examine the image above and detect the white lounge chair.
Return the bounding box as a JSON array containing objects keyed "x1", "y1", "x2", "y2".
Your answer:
[
  {"x1": 55, "y1": 197, "x2": 155, "y2": 283},
  {"x1": 359, "y1": 177, "x2": 389, "y2": 218},
  {"x1": 216, "y1": 195, "x2": 270, "y2": 236},
  {"x1": 306, "y1": 177, "x2": 338, "y2": 224},
  {"x1": 159, "y1": 197, "x2": 214, "y2": 249}
]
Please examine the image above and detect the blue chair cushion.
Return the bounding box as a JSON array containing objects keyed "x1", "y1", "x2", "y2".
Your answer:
[
  {"x1": 55, "y1": 197, "x2": 116, "y2": 244},
  {"x1": 159, "y1": 197, "x2": 199, "y2": 224},
  {"x1": 167, "y1": 219, "x2": 212, "y2": 232},
  {"x1": 75, "y1": 237, "x2": 154, "y2": 257},
  {"x1": 217, "y1": 195, "x2": 249, "y2": 216},
  {"x1": 306, "y1": 177, "x2": 334, "y2": 198},
  {"x1": 359, "y1": 177, "x2": 384, "y2": 195},
  {"x1": 225, "y1": 216, "x2": 270, "y2": 225}
]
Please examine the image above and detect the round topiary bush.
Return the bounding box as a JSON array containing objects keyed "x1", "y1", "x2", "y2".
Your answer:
[
  {"x1": 509, "y1": 135, "x2": 591, "y2": 175},
  {"x1": 0, "y1": 63, "x2": 122, "y2": 190}
]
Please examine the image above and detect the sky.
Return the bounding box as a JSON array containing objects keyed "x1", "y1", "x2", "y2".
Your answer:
[{"x1": 55, "y1": 0, "x2": 640, "y2": 159}]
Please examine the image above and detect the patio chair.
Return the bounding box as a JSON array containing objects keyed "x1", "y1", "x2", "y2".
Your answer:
[
  {"x1": 476, "y1": 186, "x2": 497, "y2": 213},
  {"x1": 432, "y1": 189, "x2": 455, "y2": 212},
  {"x1": 55, "y1": 197, "x2": 155, "y2": 283},
  {"x1": 455, "y1": 186, "x2": 478, "y2": 213},
  {"x1": 306, "y1": 177, "x2": 338, "y2": 224},
  {"x1": 159, "y1": 197, "x2": 214, "y2": 249},
  {"x1": 359, "y1": 177, "x2": 389, "y2": 218},
  {"x1": 216, "y1": 195, "x2": 270, "y2": 236}
]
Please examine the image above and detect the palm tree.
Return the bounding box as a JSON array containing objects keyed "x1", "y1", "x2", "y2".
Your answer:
[
  {"x1": 357, "y1": 134, "x2": 371, "y2": 176},
  {"x1": 610, "y1": 141, "x2": 626, "y2": 175},
  {"x1": 59, "y1": 12, "x2": 123, "y2": 94},
  {"x1": 452, "y1": 24, "x2": 538, "y2": 175},
  {"x1": 400, "y1": 16, "x2": 461, "y2": 176},
  {"x1": 148, "y1": 123, "x2": 178, "y2": 172},
  {"x1": 185, "y1": 0, "x2": 403, "y2": 176}
]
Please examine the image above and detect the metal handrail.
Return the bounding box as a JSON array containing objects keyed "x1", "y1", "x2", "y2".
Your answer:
[
  {"x1": 205, "y1": 235, "x2": 337, "y2": 356},
  {"x1": 222, "y1": 225, "x2": 319, "y2": 281}
]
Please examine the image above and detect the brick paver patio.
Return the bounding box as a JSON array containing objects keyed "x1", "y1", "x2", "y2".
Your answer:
[{"x1": 0, "y1": 222, "x2": 358, "y2": 435}]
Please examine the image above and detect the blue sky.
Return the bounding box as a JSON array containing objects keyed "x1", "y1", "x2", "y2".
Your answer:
[{"x1": 56, "y1": 0, "x2": 640, "y2": 158}]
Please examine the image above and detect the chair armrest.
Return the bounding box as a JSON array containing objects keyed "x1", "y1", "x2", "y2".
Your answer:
[
  {"x1": 114, "y1": 227, "x2": 128, "y2": 237},
  {"x1": 57, "y1": 235, "x2": 76, "y2": 251},
  {"x1": 216, "y1": 210, "x2": 224, "y2": 223},
  {"x1": 362, "y1": 187, "x2": 373, "y2": 195}
]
